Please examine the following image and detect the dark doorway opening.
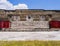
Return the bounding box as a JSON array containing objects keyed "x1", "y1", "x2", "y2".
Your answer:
[{"x1": 0, "y1": 28, "x2": 2, "y2": 31}]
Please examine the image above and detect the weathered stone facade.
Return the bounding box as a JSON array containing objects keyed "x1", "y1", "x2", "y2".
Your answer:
[{"x1": 0, "y1": 9, "x2": 60, "y2": 31}]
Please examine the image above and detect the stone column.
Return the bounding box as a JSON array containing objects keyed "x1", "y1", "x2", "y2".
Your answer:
[
  {"x1": 40, "y1": 15, "x2": 46, "y2": 21},
  {"x1": 17, "y1": 16, "x2": 20, "y2": 21}
]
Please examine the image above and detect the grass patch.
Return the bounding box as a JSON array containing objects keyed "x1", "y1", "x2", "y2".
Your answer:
[{"x1": 0, "y1": 40, "x2": 60, "y2": 46}]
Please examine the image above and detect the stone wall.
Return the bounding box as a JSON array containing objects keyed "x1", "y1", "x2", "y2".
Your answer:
[
  {"x1": 0, "y1": 9, "x2": 60, "y2": 31},
  {"x1": 10, "y1": 21, "x2": 49, "y2": 31}
]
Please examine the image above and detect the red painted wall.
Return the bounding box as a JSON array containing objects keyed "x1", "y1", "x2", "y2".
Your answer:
[
  {"x1": 0, "y1": 21, "x2": 10, "y2": 28},
  {"x1": 49, "y1": 21, "x2": 60, "y2": 28}
]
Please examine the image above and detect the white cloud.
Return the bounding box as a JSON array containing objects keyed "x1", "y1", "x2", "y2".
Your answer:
[
  {"x1": 0, "y1": 0, "x2": 28, "y2": 10},
  {"x1": 14, "y1": 4, "x2": 28, "y2": 9}
]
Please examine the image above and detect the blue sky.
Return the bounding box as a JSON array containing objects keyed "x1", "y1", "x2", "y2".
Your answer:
[
  {"x1": 8, "y1": 0, "x2": 60, "y2": 10},
  {"x1": 0, "y1": 0, "x2": 60, "y2": 10}
]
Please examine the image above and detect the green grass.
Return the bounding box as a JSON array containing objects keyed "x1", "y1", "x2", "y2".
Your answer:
[{"x1": 0, "y1": 40, "x2": 60, "y2": 46}]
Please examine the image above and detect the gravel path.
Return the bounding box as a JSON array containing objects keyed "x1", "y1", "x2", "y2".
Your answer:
[{"x1": 0, "y1": 31, "x2": 60, "y2": 41}]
